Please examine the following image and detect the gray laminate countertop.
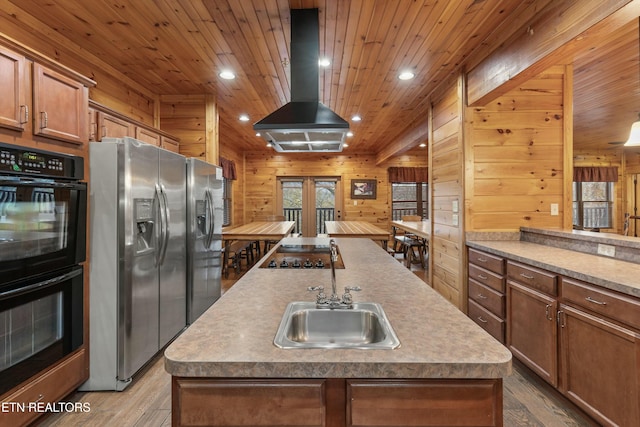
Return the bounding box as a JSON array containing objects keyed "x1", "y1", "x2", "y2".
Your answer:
[
  {"x1": 466, "y1": 239, "x2": 640, "y2": 298},
  {"x1": 165, "y1": 237, "x2": 512, "y2": 379}
]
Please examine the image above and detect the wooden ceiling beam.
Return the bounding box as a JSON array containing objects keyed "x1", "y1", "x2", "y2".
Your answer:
[
  {"x1": 467, "y1": 0, "x2": 639, "y2": 107},
  {"x1": 375, "y1": 116, "x2": 428, "y2": 165}
]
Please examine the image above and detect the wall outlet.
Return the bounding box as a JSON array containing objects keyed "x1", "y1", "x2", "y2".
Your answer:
[
  {"x1": 452, "y1": 200, "x2": 459, "y2": 213},
  {"x1": 550, "y1": 203, "x2": 559, "y2": 216},
  {"x1": 452, "y1": 213, "x2": 459, "y2": 226},
  {"x1": 597, "y1": 244, "x2": 616, "y2": 257}
]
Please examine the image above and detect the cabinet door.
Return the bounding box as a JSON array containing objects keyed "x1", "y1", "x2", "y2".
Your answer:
[
  {"x1": 507, "y1": 280, "x2": 558, "y2": 387},
  {"x1": 32, "y1": 63, "x2": 88, "y2": 144},
  {"x1": 97, "y1": 111, "x2": 133, "y2": 140},
  {"x1": 172, "y1": 378, "x2": 328, "y2": 426},
  {"x1": 560, "y1": 304, "x2": 640, "y2": 427},
  {"x1": 0, "y1": 46, "x2": 27, "y2": 131},
  {"x1": 161, "y1": 135, "x2": 180, "y2": 153},
  {"x1": 135, "y1": 126, "x2": 160, "y2": 146}
]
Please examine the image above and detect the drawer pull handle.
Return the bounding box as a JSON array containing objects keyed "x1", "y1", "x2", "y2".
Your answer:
[
  {"x1": 477, "y1": 274, "x2": 488, "y2": 280},
  {"x1": 520, "y1": 273, "x2": 534, "y2": 280},
  {"x1": 476, "y1": 316, "x2": 488, "y2": 324},
  {"x1": 477, "y1": 293, "x2": 487, "y2": 299},
  {"x1": 477, "y1": 257, "x2": 487, "y2": 263},
  {"x1": 40, "y1": 111, "x2": 48, "y2": 129},
  {"x1": 585, "y1": 296, "x2": 607, "y2": 306},
  {"x1": 545, "y1": 304, "x2": 553, "y2": 321}
]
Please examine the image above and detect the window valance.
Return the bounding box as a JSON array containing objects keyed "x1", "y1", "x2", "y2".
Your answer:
[
  {"x1": 388, "y1": 167, "x2": 428, "y2": 183},
  {"x1": 219, "y1": 157, "x2": 237, "y2": 180},
  {"x1": 573, "y1": 166, "x2": 618, "y2": 182}
]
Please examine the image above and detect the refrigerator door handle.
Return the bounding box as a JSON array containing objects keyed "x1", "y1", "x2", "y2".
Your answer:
[
  {"x1": 205, "y1": 190, "x2": 215, "y2": 249},
  {"x1": 154, "y1": 184, "x2": 166, "y2": 267},
  {"x1": 158, "y1": 184, "x2": 171, "y2": 265}
]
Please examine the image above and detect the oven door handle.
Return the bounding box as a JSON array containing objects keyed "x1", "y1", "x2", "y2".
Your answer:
[
  {"x1": 0, "y1": 268, "x2": 82, "y2": 301},
  {"x1": 0, "y1": 179, "x2": 86, "y2": 190}
]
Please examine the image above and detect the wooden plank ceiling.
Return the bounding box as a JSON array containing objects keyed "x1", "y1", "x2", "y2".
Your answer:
[{"x1": 5, "y1": 0, "x2": 639, "y2": 154}]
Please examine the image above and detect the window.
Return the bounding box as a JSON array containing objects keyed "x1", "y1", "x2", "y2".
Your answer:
[
  {"x1": 391, "y1": 182, "x2": 428, "y2": 220},
  {"x1": 572, "y1": 181, "x2": 613, "y2": 229},
  {"x1": 223, "y1": 178, "x2": 232, "y2": 226}
]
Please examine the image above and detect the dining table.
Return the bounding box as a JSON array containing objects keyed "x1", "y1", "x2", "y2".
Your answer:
[
  {"x1": 390, "y1": 220, "x2": 430, "y2": 240},
  {"x1": 324, "y1": 220, "x2": 389, "y2": 250},
  {"x1": 222, "y1": 221, "x2": 295, "y2": 276}
]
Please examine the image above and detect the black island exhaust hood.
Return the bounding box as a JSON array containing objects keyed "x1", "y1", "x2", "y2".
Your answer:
[{"x1": 253, "y1": 9, "x2": 349, "y2": 153}]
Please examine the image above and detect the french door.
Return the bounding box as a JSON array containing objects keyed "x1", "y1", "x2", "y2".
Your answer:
[{"x1": 276, "y1": 177, "x2": 342, "y2": 237}]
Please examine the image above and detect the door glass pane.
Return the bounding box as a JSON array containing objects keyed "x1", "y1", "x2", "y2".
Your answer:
[
  {"x1": 315, "y1": 181, "x2": 335, "y2": 234},
  {"x1": 282, "y1": 181, "x2": 302, "y2": 234}
]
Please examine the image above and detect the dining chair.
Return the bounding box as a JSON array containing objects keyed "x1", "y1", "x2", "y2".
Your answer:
[{"x1": 393, "y1": 215, "x2": 427, "y2": 269}]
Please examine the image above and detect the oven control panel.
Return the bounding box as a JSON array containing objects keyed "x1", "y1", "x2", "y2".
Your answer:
[{"x1": 0, "y1": 142, "x2": 83, "y2": 179}]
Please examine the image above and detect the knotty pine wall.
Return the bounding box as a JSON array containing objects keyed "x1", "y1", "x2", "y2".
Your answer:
[
  {"x1": 241, "y1": 150, "x2": 428, "y2": 230},
  {"x1": 466, "y1": 65, "x2": 570, "y2": 231},
  {"x1": 428, "y1": 75, "x2": 466, "y2": 308}
]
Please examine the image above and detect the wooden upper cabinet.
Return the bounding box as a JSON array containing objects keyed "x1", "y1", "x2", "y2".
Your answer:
[
  {"x1": 0, "y1": 46, "x2": 27, "y2": 131},
  {"x1": 135, "y1": 126, "x2": 160, "y2": 146},
  {"x1": 96, "y1": 110, "x2": 133, "y2": 141},
  {"x1": 161, "y1": 135, "x2": 179, "y2": 153},
  {"x1": 32, "y1": 62, "x2": 88, "y2": 145}
]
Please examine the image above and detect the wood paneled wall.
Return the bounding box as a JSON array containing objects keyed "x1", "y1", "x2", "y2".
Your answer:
[
  {"x1": 241, "y1": 151, "x2": 428, "y2": 229},
  {"x1": 428, "y1": 75, "x2": 466, "y2": 308},
  {"x1": 466, "y1": 65, "x2": 569, "y2": 231}
]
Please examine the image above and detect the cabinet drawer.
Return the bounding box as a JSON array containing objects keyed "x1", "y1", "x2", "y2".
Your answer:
[
  {"x1": 469, "y1": 279, "x2": 505, "y2": 318},
  {"x1": 173, "y1": 378, "x2": 327, "y2": 426},
  {"x1": 562, "y1": 277, "x2": 640, "y2": 330},
  {"x1": 468, "y1": 249, "x2": 504, "y2": 275},
  {"x1": 347, "y1": 379, "x2": 502, "y2": 427},
  {"x1": 468, "y1": 264, "x2": 505, "y2": 293},
  {"x1": 1, "y1": 349, "x2": 87, "y2": 427},
  {"x1": 468, "y1": 299, "x2": 505, "y2": 344},
  {"x1": 507, "y1": 261, "x2": 557, "y2": 296}
]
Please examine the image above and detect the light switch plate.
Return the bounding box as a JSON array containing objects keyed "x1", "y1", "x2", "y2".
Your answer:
[
  {"x1": 452, "y1": 200, "x2": 459, "y2": 213},
  {"x1": 452, "y1": 213, "x2": 459, "y2": 226},
  {"x1": 550, "y1": 203, "x2": 559, "y2": 216}
]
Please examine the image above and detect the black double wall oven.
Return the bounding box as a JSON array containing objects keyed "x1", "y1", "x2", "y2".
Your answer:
[{"x1": 0, "y1": 142, "x2": 87, "y2": 396}]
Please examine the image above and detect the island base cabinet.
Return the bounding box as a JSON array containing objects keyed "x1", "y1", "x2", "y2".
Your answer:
[
  {"x1": 172, "y1": 378, "x2": 343, "y2": 427},
  {"x1": 559, "y1": 305, "x2": 640, "y2": 427},
  {"x1": 172, "y1": 377, "x2": 503, "y2": 427},
  {"x1": 347, "y1": 379, "x2": 503, "y2": 426}
]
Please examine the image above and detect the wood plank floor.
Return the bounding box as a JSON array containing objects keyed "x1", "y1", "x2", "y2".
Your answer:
[{"x1": 33, "y1": 259, "x2": 598, "y2": 427}]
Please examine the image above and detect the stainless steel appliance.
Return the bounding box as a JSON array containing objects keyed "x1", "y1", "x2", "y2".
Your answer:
[
  {"x1": 0, "y1": 142, "x2": 86, "y2": 396},
  {"x1": 186, "y1": 158, "x2": 223, "y2": 324},
  {"x1": 82, "y1": 137, "x2": 186, "y2": 391}
]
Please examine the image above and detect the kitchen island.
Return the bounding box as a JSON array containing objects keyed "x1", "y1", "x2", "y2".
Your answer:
[{"x1": 165, "y1": 237, "x2": 512, "y2": 426}]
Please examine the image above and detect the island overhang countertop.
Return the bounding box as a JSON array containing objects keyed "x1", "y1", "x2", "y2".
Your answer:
[{"x1": 164, "y1": 237, "x2": 512, "y2": 379}]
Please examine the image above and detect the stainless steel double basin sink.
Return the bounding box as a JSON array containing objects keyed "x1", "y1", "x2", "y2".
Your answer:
[{"x1": 273, "y1": 301, "x2": 400, "y2": 349}]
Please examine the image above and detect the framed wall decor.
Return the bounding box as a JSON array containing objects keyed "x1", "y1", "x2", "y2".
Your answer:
[{"x1": 351, "y1": 179, "x2": 377, "y2": 199}]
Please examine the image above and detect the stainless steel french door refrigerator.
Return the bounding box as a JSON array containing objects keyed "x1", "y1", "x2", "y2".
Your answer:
[
  {"x1": 82, "y1": 137, "x2": 186, "y2": 391},
  {"x1": 186, "y1": 158, "x2": 223, "y2": 324}
]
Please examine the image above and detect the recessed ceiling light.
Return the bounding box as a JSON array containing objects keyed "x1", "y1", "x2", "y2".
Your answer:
[
  {"x1": 343, "y1": 143, "x2": 349, "y2": 148},
  {"x1": 239, "y1": 114, "x2": 250, "y2": 122},
  {"x1": 219, "y1": 70, "x2": 236, "y2": 80},
  {"x1": 346, "y1": 131, "x2": 354, "y2": 137},
  {"x1": 419, "y1": 143, "x2": 426, "y2": 148},
  {"x1": 266, "y1": 142, "x2": 272, "y2": 148},
  {"x1": 318, "y1": 58, "x2": 331, "y2": 67},
  {"x1": 255, "y1": 132, "x2": 261, "y2": 137},
  {"x1": 398, "y1": 71, "x2": 415, "y2": 80},
  {"x1": 351, "y1": 115, "x2": 361, "y2": 122}
]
